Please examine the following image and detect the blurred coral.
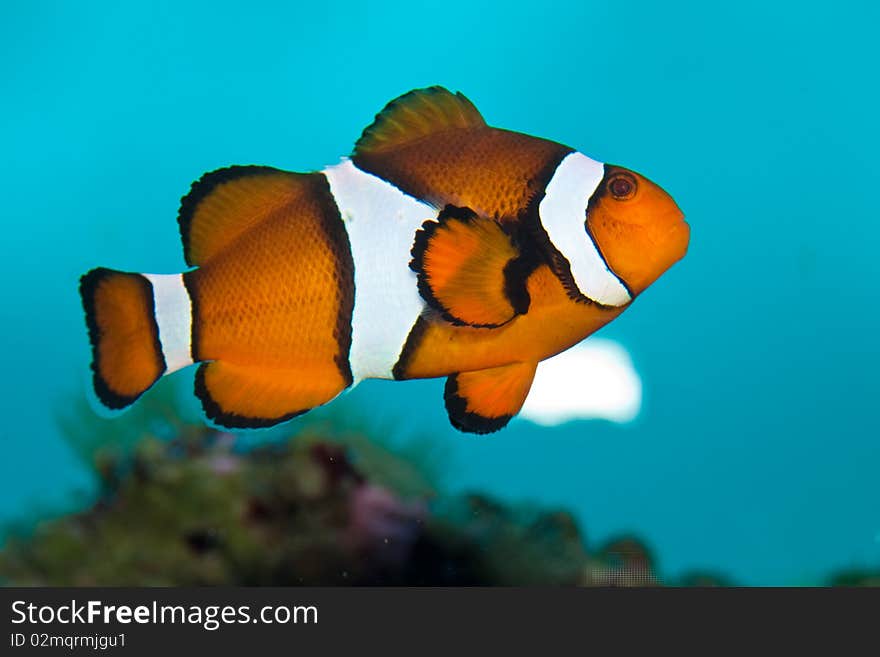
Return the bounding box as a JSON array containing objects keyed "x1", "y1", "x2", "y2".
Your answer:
[
  {"x1": 0, "y1": 381, "x2": 872, "y2": 586},
  {"x1": 827, "y1": 570, "x2": 880, "y2": 587}
]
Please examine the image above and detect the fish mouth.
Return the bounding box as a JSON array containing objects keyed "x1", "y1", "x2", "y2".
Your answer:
[
  {"x1": 667, "y1": 217, "x2": 690, "y2": 261},
  {"x1": 648, "y1": 212, "x2": 689, "y2": 269},
  {"x1": 665, "y1": 214, "x2": 691, "y2": 257}
]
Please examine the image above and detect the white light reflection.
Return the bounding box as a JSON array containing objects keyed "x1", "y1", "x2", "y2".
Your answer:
[{"x1": 520, "y1": 339, "x2": 642, "y2": 426}]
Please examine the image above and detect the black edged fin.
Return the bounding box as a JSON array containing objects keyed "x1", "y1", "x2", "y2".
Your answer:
[
  {"x1": 194, "y1": 363, "x2": 306, "y2": 430},
  {"x1": 444, "y1": 362, "x2": 538, "y2": 434},
  {"x1": 178, "y1": 165, "x2": 307, "y2": 267},
  {"x1": 194, "y1": 360, "x2": 347, "y2": 430},
  {"x1": 353, "y1": 86, "x2": 485, "y2": 157},
  {"x1": 79, "y1": 267, "x2": 165, "y2": 410},
  {"x1": 410, "y1": 205, "x2": 530, "y2": 328}
]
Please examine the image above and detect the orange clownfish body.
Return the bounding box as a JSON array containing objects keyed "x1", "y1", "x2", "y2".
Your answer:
[{"x1": 80, "y1": 87, "x2": 689, "y2": 433}]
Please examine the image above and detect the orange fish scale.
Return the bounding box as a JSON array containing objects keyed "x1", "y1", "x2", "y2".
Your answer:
[
  {"x1": 399, "y1": 265, "x2": 624, "y2": 379},
  {"x1": 190, "y1": 188, "x2": 352, "y2": 383},
  {"x1": 355, "y1": 127, "x2": 571, "y2": 221}
]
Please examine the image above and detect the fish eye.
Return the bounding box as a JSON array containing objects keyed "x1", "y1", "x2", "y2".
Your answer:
[{"x1": 608, "y1": 174, "x2": 637, "y2": 200}]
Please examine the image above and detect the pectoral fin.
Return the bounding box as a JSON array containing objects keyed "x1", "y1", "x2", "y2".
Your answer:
[
  {"x1": 410, "y1": 205, "x2": 530, "y2": 328},
  {"x1": 444, "y1": 361, "x2": 537, "y2": 434}
]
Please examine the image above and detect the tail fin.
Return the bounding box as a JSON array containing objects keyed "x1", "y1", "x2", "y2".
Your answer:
[{"x1": 79, "y1": 268, "x2": 166, "y2": 410}]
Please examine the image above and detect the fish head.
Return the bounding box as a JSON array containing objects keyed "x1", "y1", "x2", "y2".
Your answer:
[{"x1": 586, "y1": 165, "x2": 690, "y2": 296}]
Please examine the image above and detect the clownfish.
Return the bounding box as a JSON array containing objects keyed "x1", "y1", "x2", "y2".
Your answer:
[{"x1": 79, "y1": 87, "x2": 689, "y2": 434}]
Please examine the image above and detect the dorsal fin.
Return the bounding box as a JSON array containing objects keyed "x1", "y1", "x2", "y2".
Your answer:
[
  {"x1": 178, "y1": 166, "x2": 309, "y2": 267},
  {"x1": 353, "y1": 86, "x2": 486, "y2": 157}
]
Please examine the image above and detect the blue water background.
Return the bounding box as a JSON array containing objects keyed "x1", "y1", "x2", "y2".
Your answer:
[{"x1": 1, "y1": 1, "x2": 877, "y2": 584}]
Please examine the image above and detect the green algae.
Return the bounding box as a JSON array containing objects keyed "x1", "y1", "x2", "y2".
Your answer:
[{"x1": 4, "y1": 382, "x2": 871, "y2": 586}]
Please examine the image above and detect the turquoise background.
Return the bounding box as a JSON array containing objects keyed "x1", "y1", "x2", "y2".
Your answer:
[{"x1": 2, "y1": 0, "x2": 877, "y2": 584}]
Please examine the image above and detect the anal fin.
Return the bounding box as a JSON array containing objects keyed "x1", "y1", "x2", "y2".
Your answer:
[
  {"x1": 444, "y1": 361, "x2": 537, "y2": 434},
  {"x1": 195, "y1": 361, "x2": 346, "y2": 429},
  {"x1": 411, "y1": 205, "x2": 530, "y2": 328}
]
